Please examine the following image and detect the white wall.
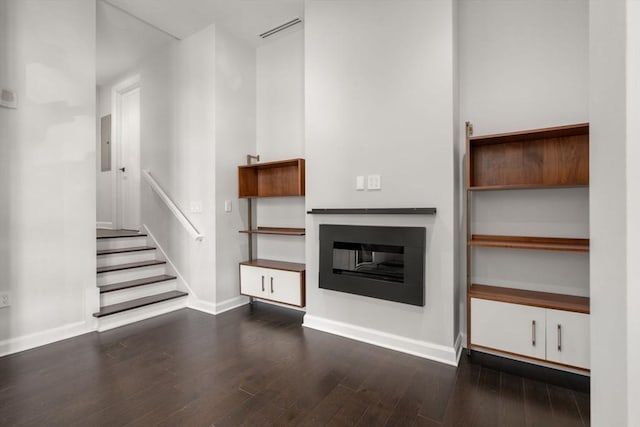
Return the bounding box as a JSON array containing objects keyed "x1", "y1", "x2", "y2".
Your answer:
[
  {"x1": 214, "y1": 28, "x2": 256, "y2": 304},
  {"x1": 96, "y1": 84, "x2": 113, "y2": 226},
  {"x1": 256, "y1": 29, "x2": 305, "y2": 265},
  {"x1": 627, "y1": 2, "x2": 640, "y2": 423},
  {"x1": 304, "y1": 0, "x2": 458, "y2": 361},
  {"x1": 458, "y1": 0, "x2": 589, "y2": 334},
  {"x1": 138, "y1": 25, "x2": 217, "y2": 303},
  {"x1": 590, "y1": 0, "x2": 628, "y2": 425},
  {"x1": 0, "y1": 0, "x2": 96, "y2": 354}
]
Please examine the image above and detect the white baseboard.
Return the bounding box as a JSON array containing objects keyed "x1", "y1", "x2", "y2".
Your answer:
[
  {"x1": 96, "y1": 221, "x2": 113, "y2": 229},
  {"x1": 188, "y1": 295, "x2": 249, "y2": 316},
  {"x1": 215, "y1": 295, "x2": 250, "y2": 314},
  {"x1": 303, "y1": 314, "x2": 459, "y2": 366},
  {"x1": 0, "y1": 321, "x2": 93, "y2": 357}
]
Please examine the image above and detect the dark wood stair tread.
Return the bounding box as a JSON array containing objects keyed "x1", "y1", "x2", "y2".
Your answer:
[
  {"x1": 97, "y1": 246, "x2": 156, "y2": 256},
  {"x1": 93, "y1": 291, "x2": 188, "y2": 318},
  {"x1": 97, "y1": 260, "x2": 166, "y2": 274},
  {"x1": 99, "y1": 275, "x2": 176, "y2": 293},
  {"x1": 97, "y1": 229, "x2": 147, "y2": 239}
]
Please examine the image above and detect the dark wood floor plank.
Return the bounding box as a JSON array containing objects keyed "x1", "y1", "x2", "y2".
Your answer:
[
  {"x1": 0, "y1": 303, "x2": 588, "y2": 427},
  {"x1": 523, "y1": 378, "x2": 554, "y2": 427},
  {"x1": 498, "y1": 372, "x2": 526, "y2": 427},
  {"x1": 574, "y1": 391, "x2": 590, "y2": 426},
  {"x1": 548, "y1": 385, "x2": 584, "y2": 427}
]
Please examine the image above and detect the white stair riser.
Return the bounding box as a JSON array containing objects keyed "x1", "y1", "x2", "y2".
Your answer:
[
  {"x1": 97, "y1": 250, "x2": 157, "y2": 268},
  {"x1": 97, "y1": 236, "x2": 148, "y2": 251},
  {"x1": 100, "y1": 281, "x2": 178, "y2": 306},
  {"x1": 97, "y1": 265, "x2": 167, "y2": 285},
  {"x1": 97, "y1": 297, "x2": 187, "y2": 332}
]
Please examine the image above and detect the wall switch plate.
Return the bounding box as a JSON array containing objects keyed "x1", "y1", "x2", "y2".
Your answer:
[
  {"x1": 0, "y1": 292, "x2": 10, "y2": 308},
  {"x1": 356, "y1": 176, "x2": 365, "y2": 191},
  {"x1": 367, "y1": 174, "x2": 381, "y2": 190},
  {"x1": 190, "y1": 201, "x2": 203, "y2": 213},
  {"x1": 224, "y1": 200, "x2": 232, "y2": 212}
]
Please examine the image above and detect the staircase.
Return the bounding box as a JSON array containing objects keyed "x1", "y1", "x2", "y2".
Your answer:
[{"x1": 94, "y1": 229, "x2": 188, "y2": 331}]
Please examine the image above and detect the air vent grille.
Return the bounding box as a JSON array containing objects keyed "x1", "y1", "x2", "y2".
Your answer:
[{"x1": 259, "y1": 18, "x2": 302, "y2": 39}]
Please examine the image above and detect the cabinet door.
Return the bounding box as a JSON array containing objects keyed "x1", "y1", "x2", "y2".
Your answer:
[
  {"x1": 268, "y1": 269, "x2": 303, "y2": 306},
  {"x1": 471, "y1": 298, "x2": 546, "y2": 360},
  {"x1": 240, "y1": 265, "x2": 268, "y2": 298},
  {"x1": 546, "y1": 309, "x2": 589, "y2": 369}
]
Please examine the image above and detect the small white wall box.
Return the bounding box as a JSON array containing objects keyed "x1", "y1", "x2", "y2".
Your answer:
[{"x1": 0, "y1": 88, "x2": 17, "y2": 109}]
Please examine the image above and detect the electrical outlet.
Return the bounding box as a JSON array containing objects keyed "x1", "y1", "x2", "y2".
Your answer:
[
  {"x1": 367, "y1": 174, "x2": 381, "y2": 191},
  {"x1": 0, "y1": 292, "x2": 10, "y2": 308}
]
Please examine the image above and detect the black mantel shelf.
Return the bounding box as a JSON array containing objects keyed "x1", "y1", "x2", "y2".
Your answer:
[{"x1": 307, "y1": 208, "x2": 436, "y2": 215}]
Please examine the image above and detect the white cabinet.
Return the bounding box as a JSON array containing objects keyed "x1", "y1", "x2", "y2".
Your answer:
[
  {"x1": 471, "y1": 297, "x2": 590, "y2": 370},
  {"x1": 471, "y1": 299, "x2": 546, "y2": 360},
  {"x1": 240, "y1": 263, "x2": 305, "y2": 307},
  {"x1": 546, "y1": 309, "x2": 590, "y2": 369}
]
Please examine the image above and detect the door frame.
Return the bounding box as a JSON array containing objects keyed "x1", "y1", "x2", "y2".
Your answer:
[{"x1": 111, "y1": 75, "x2": 140, "y2": 230}]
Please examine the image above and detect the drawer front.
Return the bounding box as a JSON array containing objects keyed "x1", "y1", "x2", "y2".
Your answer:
[
  {"x1": 240, "y1": 265, "x2": 268, "y2": 298},
  {"x1": 268, "y1": 269, "x2": 303, "y2": 306},
  {"x1": 471, "y1": 298, "x2": 546, "y2": 360},
  {"x1": 546, "y1": 309, "x2": 590, "y2": 369}
]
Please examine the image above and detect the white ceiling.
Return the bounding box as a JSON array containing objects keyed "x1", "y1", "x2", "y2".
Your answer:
[
  {"x1": 97, "y1": 1, "x2": 176, "y2": 85},
  {"x1": 97, "y1": 0, "x2": 304, "y2": 85},
  {"x1": 102, "y1": 0, "x2": 304, "y2": 43}
]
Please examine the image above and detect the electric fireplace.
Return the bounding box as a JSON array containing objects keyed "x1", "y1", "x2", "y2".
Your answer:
[{"x1": 319, "y1": 224, "x2": 426, "y2": 306}]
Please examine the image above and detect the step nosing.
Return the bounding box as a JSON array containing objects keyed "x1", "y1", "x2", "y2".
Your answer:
[
  {"x1": 96, "y1": 234, "x2": 147, "y2": 240},
  {"x1": 96, "y1": 260, "x2": 166, "y2": 273},
  {"x1": 93, "y1": 291, "x2": 188, "y2": 317},
  {"x1": 97, "y1": 246, "x2": 157, "y2": 256},
  {"x1": 99, "y1": 275, "x2": 177, "y2": 293}
]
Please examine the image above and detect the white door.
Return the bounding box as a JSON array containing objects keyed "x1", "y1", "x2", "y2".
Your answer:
[
  {"x1": 118, "y1": 87, "x2": 140, "y2": 230},
  {"x1": 471, "y1": 298, "x2": 547, "y2": 360},
  {"x1": 546, "y1": 309, "x2": 590, "y2": 369}
]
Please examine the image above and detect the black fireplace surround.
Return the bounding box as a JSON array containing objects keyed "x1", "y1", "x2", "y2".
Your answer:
[{"x1": 319, "y1": 224, "x2": 426, "y2": 306}]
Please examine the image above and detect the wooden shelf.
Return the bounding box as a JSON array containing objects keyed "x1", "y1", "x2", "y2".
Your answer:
[
  {"x1": 469, "y1": 235, "x2": 589, "y2": 252},
  {"x1": 239, "y1": 227, "x2": 305, "y2": 236},
  {"x1": 238, "y1": 158, "x2": 305, "y2": 198},
  {"x1": 240, "y1": 259, "x2": 305, "y2": 273},
  {"x1": 469, "y1": 284, "x2": 590, "y2": 314},
  {"x1": 469, "y1": 184, "x2": 588, "y2": 191},
  {"x1": 467, "y1": 123, "x2": 589, "y2": 189},
  {"x1": 307, "y1": 208, "x2": 436, "y2": 215}
]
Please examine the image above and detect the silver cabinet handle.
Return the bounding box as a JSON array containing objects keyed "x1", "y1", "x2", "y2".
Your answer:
[
  {"x1": 557, "y1": 324, "x2": 562, "y2": 352},
  {"x1": 261, "y1": 275, "x2": 265, "y2": 292},
  {"x1": 270, "y1": 277, "x2": 274, "y2": 293},
  {"x1": 532, "y1": 320, "x2": 536, "y2": 346}
]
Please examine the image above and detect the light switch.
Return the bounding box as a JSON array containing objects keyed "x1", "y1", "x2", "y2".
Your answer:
[
  {"x1": 356, "y1": 176, "x2": 365, "y2": 191},
  {"x1": 367, "y1": 175, "x2": 381, "y2": 191},
  {"x1": 190, "y1": 201, "x2": 203, "y2": 213},
  {"x1": 224, "y1": 200, "x2": 232, "y2": 212}
]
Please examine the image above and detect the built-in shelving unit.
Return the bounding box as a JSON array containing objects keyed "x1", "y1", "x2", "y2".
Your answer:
[
  {"x1": 238, "y1": 158, "x2": 305, "y2": 198},
  {"x1": 238, "y1": 157, "x2": 306, "y2": 308},
  {"x1": 466, "y1": 122, "x2": 590, "y2": 372}
]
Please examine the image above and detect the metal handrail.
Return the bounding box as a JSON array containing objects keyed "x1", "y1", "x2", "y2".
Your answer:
[{"x1": 142, "y1": 169, "x2": 204, "y2": 242}]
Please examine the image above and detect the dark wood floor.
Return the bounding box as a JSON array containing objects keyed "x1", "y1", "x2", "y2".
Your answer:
[{"x1": 0, "y1": 304, "x2": 590, "y2": 426}]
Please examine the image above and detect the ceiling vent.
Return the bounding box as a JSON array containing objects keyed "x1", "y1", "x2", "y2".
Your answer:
[{"x1": 259, "y1": 18, "x2": 302, "y2": 39}]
